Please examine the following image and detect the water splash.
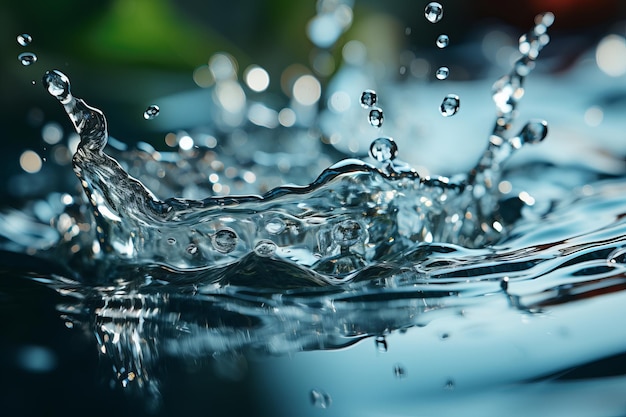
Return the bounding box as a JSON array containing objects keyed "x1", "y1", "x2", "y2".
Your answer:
[{"x1": 35, "y1": 13, "x2": 556, "y2": 282}]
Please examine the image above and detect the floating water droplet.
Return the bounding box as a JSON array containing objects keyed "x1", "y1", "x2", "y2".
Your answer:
[
  {"x1": 254, "y1": 240, "x2": 276, "y2": 257},
  {"x1": 265, "y1": 218, "x2": 286, "y2": 234},
  {"x1": 186, "y1": 243, "x2": 198, "y2": 255},
  {"x1": 424, "y1": 2, "x2": 443, "y2": 23},
  {"x1": 42, "y1": 70, "x2": 71, "y2": 103},
  {"x1": 436, "y1": 34, "x2": 449, "y2": 48},
  {"x1": 518, "y1": 120, "x2": 548, "y2": 145},
  {"x1": 492, "y1": 74, "x2": 523, "y2": 115},
  {"x1": 436, "y1": 66, "x2": 449, "y2": 80},
  {"x1": 375, "y1": 335, "x2": 388, "y2": 352},
  {"x1": 310, "y1": 389, "x2": 332, "y2": 409},
  {"x1": 333, "y1": 220, "x2": 363, "y2": 247},
  {"x1": 143, "y1": 105, "x2": 160, "y2": 120},
  {"x1": 17, "y1": 33, "x2": 32, "y2": 46},
  {"x1": 369, "y1": 137, "x2": 398, "y2": 163},
  {"x1": 393, "y1": 364, "x2": 407, "y2": 378},
  {"x1": 360, "y1": 89, "x2": 377, "y2": 108},
  {"x1": 167, "y1": 237, "x2": 176, "y2": 245},
  {"x1": 440, "y1": 94, "x2": 460, "y2": 117},
  {"x1": 18, "y1": 52, "x2": 37, "y2": 66},
  {"x1": 368, "y1": 107, "x2": 384, "y2": 127},
  {"x1": 212, "y1": 228, "x2": 238, "y2": 253}
]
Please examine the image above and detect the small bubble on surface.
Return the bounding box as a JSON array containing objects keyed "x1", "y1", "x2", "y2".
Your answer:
[
  {"x1": 17, "y1": 33, "x2": 32, "y2": 46},
  {"x1": 18, "y1": 52, "x2": 37, "y2": 66},
  {"x1": 369, "y1": 137, "x2": 398, "y2": 163},
  {"x1": 440, "y1": 94, "x2": 460, "y2": 117},
  {"x1": 393, "y1": 364, "x2": 407, "y2": 379},
  {"x1": 436, "y1": 66, "x2": 449, "y2": 80},
  {"x1": 375, "y1": 335, "x2": 388, "y2": 352},
  {"x1": 265, "y1": 218, "x2": 286, "y2": 234},
  {"x1": 360, "y1": 89, "x2": 377, "y2": 108},
  {"x1": 167, "y1": 237, "x2": 176, "y2": 245},
  {"x1": 143, "y1": 105, "x2": 160, "y2": 120},
  {"x1": 310, "y1": 389, "x2": 332, "y2": 408},
  {"x1": 368, "y1": 107, "x2": 384, "y2": 127},
  {"x1": 333, "y1": 220, "x2": 363, "y2": 247},
  {"x1": 436, "y1": 34, "x2": 449, "y2": 48},
  {"x1": 212, "y1": 228, "x2": 238, "y2": 253},
  {"x1": 186, "y1": 243, "x2": 198, "y2": 255},
  {"x1": 254, "y1": 240, "x2": 277, "y2": 257},
  {"x1": 424, "y1": 2, "x2": 443, "y2": 23}
]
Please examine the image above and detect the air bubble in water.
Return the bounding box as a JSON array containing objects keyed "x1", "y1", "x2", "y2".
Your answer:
[
  {"x1": 212, "y1": 228, "x2": 238, "y2": 253},
  {"x1": 375, "y1": 335, "x2": 388, "y2": 352},
  {"x1": 424, "y1": 2, "x2": 443, "y2": 23},
  {"x1": 254, "y1": 240, "x2": 277, "y2": 257},
  {"x1": 17, "y1": 33, "x2": 32, "y2": 46},
  {"x1": 436, "y1": 34, "x2": 449, "y2": 48},
  {"x1": 369, "y1": 137, "x2": 398, "y2": 163},
  {"x1": 440, "y1": 94, "x2": 460, "y2": 117},
  {"x1": 18, "y1": 52, "x2": 37, "y2": 66},
  {"x1": 333, "y1": 220, "x2": 363, "y2": 247},
  {"x1": 143, "y1": 105, "x2": 160, "y2": 120},
  {"x1": 518, "y1": 120, "x2": 548, "y2": 145},
  {"x1": 436, "y1": 66, "x2": 449, "y2": 80},
  {"x1": 393, "y1": 364, "x2": 407, "y2": 378},
  {"x1": 310, "y1": 389, "x2": 332, "y2": 408},
  {"x1": 368, "y1": 107, "x2": 384, "y2": 127},
  {"x1": 360, "y1": 89, "x2": 377, "y2": 108}
]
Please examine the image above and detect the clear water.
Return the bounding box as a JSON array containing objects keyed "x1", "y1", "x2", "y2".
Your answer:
[{"x1": 2, "y1": 8, "x2": 626, "y2": 417}]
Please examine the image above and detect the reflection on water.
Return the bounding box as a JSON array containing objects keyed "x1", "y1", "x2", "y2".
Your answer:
[{"x1": 2, "y1": 2, "x2": 626, "y2": 417}]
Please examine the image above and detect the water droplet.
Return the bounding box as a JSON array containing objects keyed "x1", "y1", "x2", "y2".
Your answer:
[
  {"x1": 17, "y1": 33, "x2": 32, "y2": 46},
  {"x1": 368, "y1": 107, "x2": 384, "y2": 127},
  {"x1": 143, "y1": 105, "x2": 160, "y2": 120},
  {"x1": 440, "y1": 332, "x2": 450, "y2": 340},
  {"x1": 265, "y1": 218, "x2": 286, "y2": 234},
  {"x1": 212, "y1": 228, "x2": 238, "y2": 253},
  {"x1": 360, "y1": 89, "x2": 377, "y2": 108},
  {"x1": 18, "y1": 52, "x2": 37, "y2": 66},
  {"x1": 167, "y1": 237, "x2": 176, "y2": 245},
  {"x1": 375, "y1": 335, "x2": 388, "y2": 352},
  {"x1": 424, "y1": 2, "x2": 443, "y2": 23},
  {"x1": 518, "y1": 120, "x2": 548, "y2": 144},
  {"x1": 310, "y1": 389, "x2": 332, "y2": 409},
  {"x1": 186, "y1": 243, "x2": 198, "y2": 255},
  {"x1": 440, "y1": 94, "x2": 460, "y2": 117},
  {"x1": 536, "y1": 12, "x2": 555, "y2": 28},
  {"x1": 333, "y1": 220, "x2": 363, "y2": 247},
  {"x1": 42, "y1": 70, "x2": 71, "y2": 103},
  {"x1": 492, "y1": 74, "x2": 524, "y2": 114},
  {"x1": 436, "y1": 34, "x2": 449, "y2": 48},
  {"x1": 436, "y1": 66, "x2": 449, "y2": 80},
  {"x1": 369, "y1": 137, "x2": 398, "y2": 163},
  {"x1": 254, "y1": 240, "x2": 277, "y2": 257},
  {"x1": 501, "y1": 276, "x2": 510, "y2": 291},
  {"x1": 393, "y1": 364, "x2": 407, "y2": 378}
]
